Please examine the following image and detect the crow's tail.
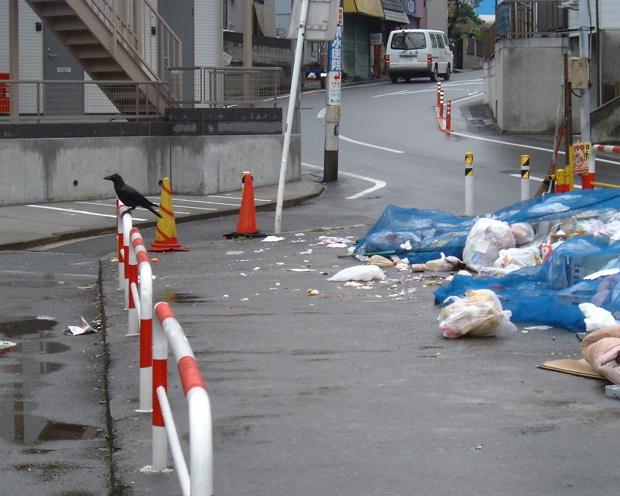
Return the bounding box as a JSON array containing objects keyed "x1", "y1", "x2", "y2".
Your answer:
[{"x1": 147, "y1": 204, "x2": 163, "y2": 218}]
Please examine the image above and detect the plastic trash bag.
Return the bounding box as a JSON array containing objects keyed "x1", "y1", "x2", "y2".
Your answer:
[
  {"x1": 510, "y1": 222, "x2": 535, "y2": 246},
  {"x1": 579, "y1": 302, "x2": 617, "y2": 332},
  {"x1": 494, "y1": 246, "x2": 541, "y2": 271},
  {"x1": 438, "y1": 289, "x2": 517, "y2": 338},
  {"x1": 581, "y1": 326, "x2": 620, "y2": 384},
  {"x1": 327, "y1": 265, "x2": 385, "y2": 282},
  {"x1": 463, "y1": 218, "x2": 516, "y2": 270}
]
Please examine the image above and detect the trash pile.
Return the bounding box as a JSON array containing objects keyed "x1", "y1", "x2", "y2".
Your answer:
[{"x1": 352, "y1": 190, "x2": 620, "y2": 333}]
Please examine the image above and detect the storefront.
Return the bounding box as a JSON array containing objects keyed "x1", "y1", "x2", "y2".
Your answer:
[{"x1": 342, "y1": 0, "x2": 384, "y2": 79}]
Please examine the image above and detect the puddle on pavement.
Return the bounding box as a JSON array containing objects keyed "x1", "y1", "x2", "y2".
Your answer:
[
  {"x1": 0, "y1": 316, "x2": 57, "y2": 338},
  {"x1": 0, "y1": 316, "x2": 98, "y2": 445},
  {"x1": 162, "y1": 290, "x2": 208, "y2": 303}
]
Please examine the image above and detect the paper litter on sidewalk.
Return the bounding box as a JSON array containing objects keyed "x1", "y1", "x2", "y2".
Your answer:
[{"x1": 65, "y1": 316, "x2": 97, "y2": 336}]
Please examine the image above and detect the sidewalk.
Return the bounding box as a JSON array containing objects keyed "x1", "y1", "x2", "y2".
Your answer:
[{"x1": 0, "y1": 179, "x2": 324, "y2": 250}]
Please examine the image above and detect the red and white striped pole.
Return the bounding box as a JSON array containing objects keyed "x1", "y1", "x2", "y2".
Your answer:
[
  {"x1": 152, "y1": 303, "x2": 169, "y2": 471},
  {"x1": 117, "y1": 202, "x2": 126, "y2": 291},
  {"x1": 439, "y1": 89, "x2": 444, "y2": 120},
  {"x1": 445, "y1": 99, "x2": 452, "y2": 133},
  {"x1": 131, "y1": 228, "x2": 153, "y2": 413},
  {"x1": 153, "y1": 302, "x2": 213, "y2": 495},
  {"x1": 125, "y1": 216, "x2": 138, "y2": 337},
  {"x1": 436, "y1": 81, "x2": 442, "y2": 108},
  {"x1": 121, "y1": 209, "x2": 133, "y2": 310}
]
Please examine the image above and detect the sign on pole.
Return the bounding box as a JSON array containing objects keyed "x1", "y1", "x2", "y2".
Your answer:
[
  {"x1": 288, "y1": 0, "x2": 339, "y2": 41},
  {"x1": 571, "y1": 141, "x2": 592, "y2": 174}
]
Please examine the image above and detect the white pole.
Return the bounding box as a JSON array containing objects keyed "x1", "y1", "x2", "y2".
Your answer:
[
  {"x1": 465, "y1": 152, "x2": 474, "y2": 216},
  {"x1": 520, "y1": 154, "x2": 530, "y2": 201},
  {"x1": 274, "y1": 0, "x2": 309, "y2": 234}
]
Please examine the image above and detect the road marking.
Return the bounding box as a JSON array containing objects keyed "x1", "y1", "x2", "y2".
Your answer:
[
  {"x1": 450, "y1": 131, "x2": 620, "y2": 166},
  {"x1": 508, "y1": 173, "x2": 582, "y2": 189},
  {"x1": 302, "y1": 162, "x2": 386, "y2": 199},
  {"x1": 450, "y1": 91, "x2": 484, "y2": 104},
  {"x1": 373, "y1": 82, "x2": 482, "y2": 98},
  {"x1": 27, "y1": 204, "x2": 148, "y2": 221},
  {"x1": 204, "y1": 195, "x2": 270, "y2": 202},
  {"x1": 340, "y1": 135, "x2": 405, "y2": 154},
  {"x1": 146, "y1": 197, "x2": 241, "y2": 207},
  {"x1": 317, "y1": 107, "x2": 326, "y2": 119}
]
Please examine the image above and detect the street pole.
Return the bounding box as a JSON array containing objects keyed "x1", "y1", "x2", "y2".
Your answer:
[
  {"x1": 563, "y1": 54, "x2": 573, "y2": 165},
  {"x1": 9, "y1": 0, "x2": 19, "y2": 121},
  {"x1": 323, "y1": 7, "x2": 343, "y2": 182},
  {"x1": 274, "y1": 0, "x2": 309, "y2": 234},
  {"x1": 243, "y1": 0, "x2": 253, "y2": 102},
  {"x1": 578, "y1": 0, "x2": 591, "y2": 144}
]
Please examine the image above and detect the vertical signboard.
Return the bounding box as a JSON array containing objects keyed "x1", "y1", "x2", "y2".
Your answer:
[{"x1": 327, "y1": 8, "x2": 343, "y2": 106}]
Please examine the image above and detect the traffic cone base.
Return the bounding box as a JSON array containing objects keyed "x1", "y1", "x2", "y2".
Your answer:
[{"x1": 149, "y1": 177, "x2": 189, "y2": 252}]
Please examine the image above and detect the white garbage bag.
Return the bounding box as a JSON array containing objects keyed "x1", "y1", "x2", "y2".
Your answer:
[
  {"x1": 327, "y1": 265, "x2": 385, "y2": 282},
  {"x1": 463, "y1": 218, "x2": 516, "y2": 270}
]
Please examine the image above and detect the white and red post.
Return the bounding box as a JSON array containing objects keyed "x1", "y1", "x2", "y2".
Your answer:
[
  {"x1": 153, "y1": 302, "x2": 213, "y2": 496},
  {"x1": 583, "y1": 144, "x2": 620, "y2": 189},
  {"x1": 131, "y1": 228, "x2": 153, "y2": 413}
]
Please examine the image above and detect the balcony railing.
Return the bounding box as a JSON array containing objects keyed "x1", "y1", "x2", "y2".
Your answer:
[
  {"x1": 0, "y1": 80, "x2": 168, "y2": 123},
  {"x1": 167, "y1": 66, "x2": 284, "y2": 108},
  {"x1": 496, "y1": 0, "x2": 568, "y2": 39}
]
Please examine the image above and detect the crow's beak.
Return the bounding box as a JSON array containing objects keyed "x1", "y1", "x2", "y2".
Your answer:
[{"x1": 104, "y1": 175, "x2": 112, "y2": 181}]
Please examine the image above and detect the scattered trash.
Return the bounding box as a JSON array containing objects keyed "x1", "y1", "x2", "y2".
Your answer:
[
  {"x1": 151, "y1": 257, "x2": 160, "y2": 263},
  {"x1": 327, "y1": 265, "x2": 385, "y2": 282},
  {"x1": 299, "y1": 249, "x2": 313, "y2": 255},
  {"x1": 424, "y1": 253, "x2": 457, "y2": 272},
  {"x1": 226, "y1": 250, "x2": 244, "y2": 255},
  {"x1": 579, "y1": 303, "x2": 617, "y2": 332},
  {"x1": 288, "y1": 268, "x2": 316, "y2": 272},
  {"x1": 65, "y1": 316, "x2": 96, "y2": 336},
  {"x1": 604, "y1": 384, "x2": 620, "y2": 399},
  {"x1": 0, "y1": 340, "x2": 17, "y2": 354},
  {"x1": 262, "y1": 236, "x2": 284, "y2": 242},
  {"x1": 307, "y1": 289, "x2": 320, "y2": 296},
  {"x1": 400, "y1": 240, "x2": 412, "y2": 251},
  {"x1": 584, "y1": 268, "x2": 620, "y2": 280},
  {"x1": 410, "y1": 263, "x2": 426, "y2": 272},
  {"x1": 523, "y1": 325, "x2": 552, "y2": 331},
  {"x1": 438, "y1": 289, "x2": 516, "y2": 338},
  {"x1": 538, "y1": 358, "x2": 605, "y2": 379},
  {"x1": 368, "y1": 255, "x2": 393, "y2": 267},
  {"x1": 510, "y1": 222, "x2": 535, "y2": 246}
]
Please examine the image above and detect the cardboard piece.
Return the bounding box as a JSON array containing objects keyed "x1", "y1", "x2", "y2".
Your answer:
[{"x1": 537, "y1": 358, "x2": 606, "y2": 380}]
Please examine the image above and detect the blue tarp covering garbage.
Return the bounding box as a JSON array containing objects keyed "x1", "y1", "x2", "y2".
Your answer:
[
  {"x1": 354, "y1": 189, "x2": 620, "y2": 263},
  {"x1": 434, "y1": 236, "x2": 620, "y2": 331}
]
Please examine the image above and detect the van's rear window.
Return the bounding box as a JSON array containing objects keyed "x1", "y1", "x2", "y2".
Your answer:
[{"x1": 391, "y1": 33, "x2": 426, "y2": 50}]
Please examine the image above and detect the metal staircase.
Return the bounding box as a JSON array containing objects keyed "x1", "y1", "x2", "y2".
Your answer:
[{"x1": 24, "y1": 0, "x2": 182, "y2": 115}]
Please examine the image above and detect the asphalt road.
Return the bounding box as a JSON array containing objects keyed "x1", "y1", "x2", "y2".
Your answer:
[{"x1": 2, "y1": 70, "x2": 620, "y2": 495}]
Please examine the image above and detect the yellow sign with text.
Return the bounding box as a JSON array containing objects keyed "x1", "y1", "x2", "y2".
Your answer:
[{"x1": 571, "y1": 141, "x2": 591, "y2": 174}]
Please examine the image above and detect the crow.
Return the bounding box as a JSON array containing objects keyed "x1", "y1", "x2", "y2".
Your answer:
[{"x1": 104, "y1": 173, "x2": 162, "y2": 218}]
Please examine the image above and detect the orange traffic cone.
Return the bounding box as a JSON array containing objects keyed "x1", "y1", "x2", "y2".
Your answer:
[
  {"x1": 150, "y1": 177, "x2": 189, "y2": 252},
  {"x1": 224, "y1": 171, "x2": 263, "y2": 238}
]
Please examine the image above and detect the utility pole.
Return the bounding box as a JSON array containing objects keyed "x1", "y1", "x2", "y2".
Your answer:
[
  {"x1": 323, "y1": 7, "x2": 343, "y2": 182},
  {"x1": 578, "y1": 0, "x2": 591, "y2": 144},
  {"x1": 243, "y1": 0, "x2": 253, "y2": 102},
  {"x1": 9, "y1": 0, "x2": 19, "y2": 121},
  {"x1": 563, "y1": 53, "x2": 573, "y2": 164}
]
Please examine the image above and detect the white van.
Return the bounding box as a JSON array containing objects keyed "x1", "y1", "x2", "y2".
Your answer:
[{"x1": 385, "y1": 29, "x2": 454, "y2": 83}]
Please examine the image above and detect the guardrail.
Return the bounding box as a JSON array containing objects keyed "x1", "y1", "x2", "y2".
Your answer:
[
  {"x1": 585, "y1": 144, "x2": 620, "y2": 190},
  {"x1": 0, "y1": 80, "x2": 167, "y2": 122},
  {"x1": 153, "y1": 302, "x2": 213, "y2": 496},
  {"x1": 115, "y1": 202, "x2": 213, "y2": 494},
  {"x1": 167, "y1": 66, "x2": 284, "y2": 108}
]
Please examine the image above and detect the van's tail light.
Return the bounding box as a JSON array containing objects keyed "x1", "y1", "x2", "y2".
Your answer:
[
  {"x1": 384, "y1": 55, "x2": 390, "y2": 65},
  {"x1": 427, "y1": 54, "x2": 432, "y2": 65}
]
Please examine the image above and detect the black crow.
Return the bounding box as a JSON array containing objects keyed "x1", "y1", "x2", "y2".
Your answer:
[{"x1": 104, "y1": 173, "x2": 162, "y2": 218}]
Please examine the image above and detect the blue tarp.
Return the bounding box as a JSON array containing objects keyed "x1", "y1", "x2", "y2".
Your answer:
[
  {"x1": 434, "y1": 236, "x2": 620, "y2": 331},
  {"x1": 354, "y1": 189, "x2": 620, "y2": 263}
]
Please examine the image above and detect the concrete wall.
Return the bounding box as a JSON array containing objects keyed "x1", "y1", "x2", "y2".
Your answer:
[
  {"x1": 0, "y1": 134, "x2": 301, "y2": 205},
  {"x1": 485, "y1": 37, "x2": 566, "y2": 133},
  {"x1": 426, "y1": 0, "x2": 448, "y2": 33}
]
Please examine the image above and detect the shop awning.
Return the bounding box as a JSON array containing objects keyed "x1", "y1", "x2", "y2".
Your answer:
[
  {"x1": 343, "y1": 0, "x2": 385, "y2": 19},
  {"x1": 380, "y1": 0, "x2": 409, "y2": 23}
]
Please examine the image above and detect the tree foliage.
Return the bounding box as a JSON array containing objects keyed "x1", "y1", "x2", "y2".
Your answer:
[{"x1": 448, "y1": 0, "x2": 484, "y2": 40}]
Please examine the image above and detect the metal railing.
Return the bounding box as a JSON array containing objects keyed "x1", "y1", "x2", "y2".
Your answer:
[
  {"x1": 167, "y1": 66, "x2": 284, "y2": 108},
  {"x1": 496, "y1": 0, "x2": 568, "y2": 39},
  {"x1": 0, "y1": 80, "x2": 168, "y2": 122},
  {"x1": 86, "y1": 0, "x2": 182, "y2": 94}
]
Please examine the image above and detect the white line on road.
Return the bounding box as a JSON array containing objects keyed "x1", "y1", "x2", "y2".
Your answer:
[
  {"x1": 450, "y1": 91, "x2": 484, "y2": 104},
  {"x1": 451, "y1": 131, "x2": 620, "y2": 166},
  {"x1": 26, "y1": 204, "x2": 148, "y2": 221},
  {"x1": 340, "y1": 135, "x2": 405, "y2": 154},
  {"x1": 317, "y1": 107, "x2": 326, "y2": 119},
  {"x1": 203, "y1": 195, "x2": 270, "y2": 202},
  {"x1": 373, "y1": 82, "x2": 483, "y2": 98},
  {"x1": 508, "y1": 173, "x2": 582, "y2": 189},
  {"x1": 302, "y1": 162, "x2": 386, "y2": 199}
]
